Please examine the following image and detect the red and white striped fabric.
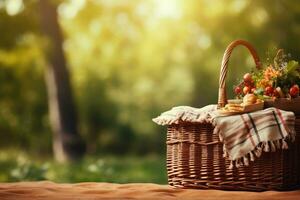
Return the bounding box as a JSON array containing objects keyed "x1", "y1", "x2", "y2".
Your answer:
[{"x1": 213, "y1": 107, "x2": 296, "y2": 168}]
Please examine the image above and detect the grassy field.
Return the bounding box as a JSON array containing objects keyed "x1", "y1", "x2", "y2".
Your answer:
[{"x1": 0, "y1": 151, "x2": 167, "y2": 184}]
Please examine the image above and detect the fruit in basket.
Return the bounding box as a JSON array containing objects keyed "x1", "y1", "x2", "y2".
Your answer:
[
  {"x1": 243, "y1": 73, "x2": 252, "y2": 82},
  {"x1": 290, "y1": 84, "x2": 299, "y2": 97},
  {"x1": 234, "y1": 50, "x2": 300, "y2": 100},
  {"x1": 264, "y1": 86, "x2": 274, "y2": 96},
  {"x1": 244, "y1": 80, "x2": 254, "y2": 87},
  {"x1": 243, "y1": 86, "x2": 251, "y2": 94},
  {"x1": 234, "y1": 86, "x2": 242, "y2": 94}
]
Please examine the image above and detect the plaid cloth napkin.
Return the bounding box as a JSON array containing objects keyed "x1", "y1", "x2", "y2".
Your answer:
[{"x1": 213, "y1": 107, "x2": 296, "y2": 168}]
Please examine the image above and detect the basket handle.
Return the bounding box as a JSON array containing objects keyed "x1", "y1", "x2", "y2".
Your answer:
[{"x1": 218, "y1": 40, "x2": 261, "y2": 108}]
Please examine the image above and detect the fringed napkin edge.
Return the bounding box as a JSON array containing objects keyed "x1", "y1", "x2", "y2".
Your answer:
[{"x1": 213, "y1": 123, "x2": 296, "y2": 169}]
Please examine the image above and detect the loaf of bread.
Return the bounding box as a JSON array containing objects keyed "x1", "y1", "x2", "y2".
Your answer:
[{"x1": 243, "y1": 94, "x2": 257, "y2": 106}]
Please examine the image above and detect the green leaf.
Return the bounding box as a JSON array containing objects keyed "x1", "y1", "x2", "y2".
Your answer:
[
  {"x1": 286, "y1": 60, "x2": 299, "y2": 74},
  {"x1": 254, "y1": 88, "x2": 264, "y2": 95}
]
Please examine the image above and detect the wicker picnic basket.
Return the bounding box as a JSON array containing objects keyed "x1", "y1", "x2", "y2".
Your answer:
[{"x1": 166, "y1": 40, "x2": 300, "y2": 191}]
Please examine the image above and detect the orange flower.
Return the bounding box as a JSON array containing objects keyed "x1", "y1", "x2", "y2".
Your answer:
[
  {"x1": 257, "y1": 79, "x2": 272, "y2": 88},
  {"x1": 264, "y1": 66, "x2": 281, "y2": 80}
]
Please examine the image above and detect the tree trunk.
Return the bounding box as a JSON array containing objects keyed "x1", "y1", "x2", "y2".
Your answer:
[{"x1": 38, "y1": 0, "x2": 85, "y2": 162}]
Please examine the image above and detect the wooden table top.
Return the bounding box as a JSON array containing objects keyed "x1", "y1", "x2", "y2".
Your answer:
[{"x1": 0, "y1": 181, "x2": 300, "y2": 200}]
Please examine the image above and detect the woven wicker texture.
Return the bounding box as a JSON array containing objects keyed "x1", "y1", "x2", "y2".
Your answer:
[
  {"x1": 166, "y1": 40, "x2": 300, "y2": 191},
  {"x1": 166, "y1": 121, "x2": 300, "y2": 191}
]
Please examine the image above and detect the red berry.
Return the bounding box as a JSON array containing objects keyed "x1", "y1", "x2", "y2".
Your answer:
[
  {"x1": 234, "y1": 86, "x2": 242, "y2": 94},
  {"x1": 290, "y1": 84, "x2": 299, "y2": 97},
  {"x1": 265, "y1": 86, "x2": 274, "y2": 96},
  {"x1": 243, "y1": 86, "x2": 251, "y2": 94},
  {"x1": 243, "y1": 73, "x2": 252, "y2": 82}
]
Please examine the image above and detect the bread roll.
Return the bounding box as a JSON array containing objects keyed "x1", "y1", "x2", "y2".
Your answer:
[{"x1": 243, "y1": 94, "x2": 257, "y2": 105}]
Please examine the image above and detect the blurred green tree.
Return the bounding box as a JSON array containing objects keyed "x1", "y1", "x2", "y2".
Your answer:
[
  {"x1": 1, "y1": 0, "x2": 300, "y2": 157},
  {"x1": 38, "y1": 0, "x2": 85, "y2": 162}
]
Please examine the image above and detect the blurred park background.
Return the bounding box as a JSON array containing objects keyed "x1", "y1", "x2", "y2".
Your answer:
[{"x1": 1, "y1": 0, "x2": 300, "y2": 183}]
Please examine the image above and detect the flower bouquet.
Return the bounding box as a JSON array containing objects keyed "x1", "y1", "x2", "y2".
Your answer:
[{"x1": 233, "y1": 49, "x2": 300, "y2": 114}]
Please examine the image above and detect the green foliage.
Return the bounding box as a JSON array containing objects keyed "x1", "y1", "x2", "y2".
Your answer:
[
  {"x1": 1, "y1": 0, "x2": 300, "y2": 159},
  {"x1": 278, "y1": 60, "x2": 300, "y2": 90},
  {"x1": 0, "y1": 151, "x2": 166, "y2": 183},
  {"x1": 285, "y1": 60, "x2": 299, "y2": 76}
]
